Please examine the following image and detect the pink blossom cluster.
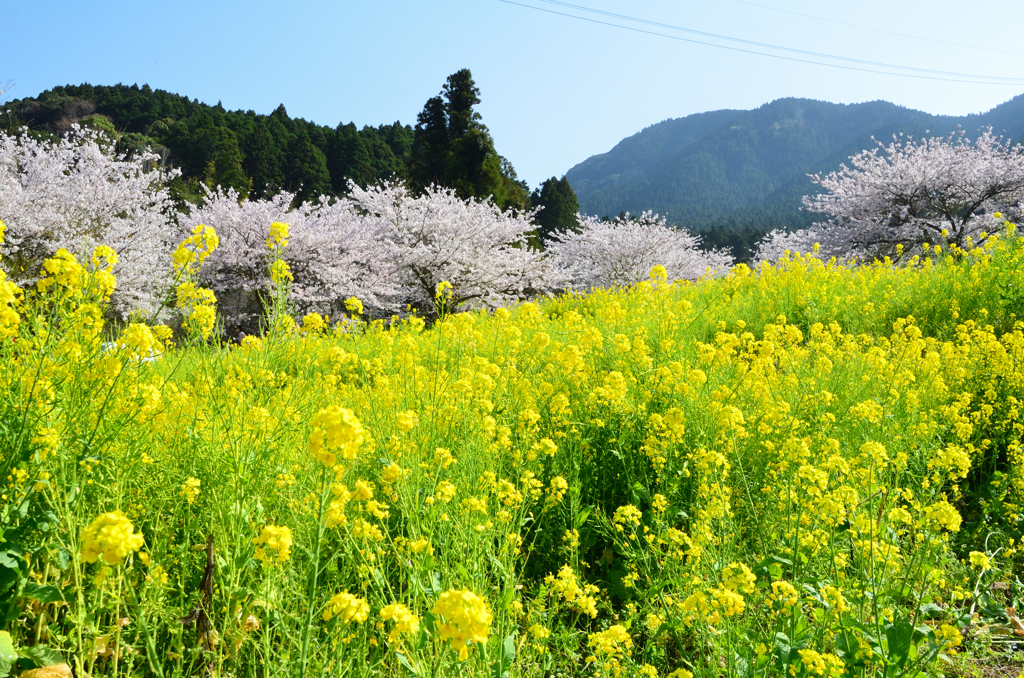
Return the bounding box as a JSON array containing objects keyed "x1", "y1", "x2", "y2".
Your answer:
[
  {"x1": 755, "y1": 129, "x2": 1024, "y2": 263},
  {"x1": 0, "y1": 128, "x2": 179, "y2": 317},
  {"x1": 0, "y1": 129, "x2": 735, "y2": 326},
  {"x1": 186, "y1": 182, "x2": 561, "y2": 321},
  {"x1": 546, "y1": 212, "x2": 734, "y2": 288}
]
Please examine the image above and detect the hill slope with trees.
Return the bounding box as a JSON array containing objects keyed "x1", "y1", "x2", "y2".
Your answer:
[
  {"x1": 1, "y1": 70, "x2": 531, "y2": 210},
  {"x1": 567, "y1": 94, "x2": 1024, "y2": 235}
]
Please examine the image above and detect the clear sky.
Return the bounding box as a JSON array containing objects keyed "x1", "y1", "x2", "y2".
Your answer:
[{"x1": 7, "y1": 0, "x2": 1024, "y2": 188}]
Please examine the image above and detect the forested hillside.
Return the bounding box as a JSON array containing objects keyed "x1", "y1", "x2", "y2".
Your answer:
[
  {"x1": 568, "y1": 94, "x2": 1024, "y2": 233},
  {"x1": 1, "y1": 71, "x2": 532, "y2": 210}
]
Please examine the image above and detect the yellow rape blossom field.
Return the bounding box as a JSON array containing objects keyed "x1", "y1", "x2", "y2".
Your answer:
[{"x1": 2, "y1": 218, "x2": 1024, "y2": 678}]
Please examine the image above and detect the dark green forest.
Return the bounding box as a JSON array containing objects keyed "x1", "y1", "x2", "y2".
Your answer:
[{"x1": 1, "y1": 70, "x2": 536, "y2": 212}]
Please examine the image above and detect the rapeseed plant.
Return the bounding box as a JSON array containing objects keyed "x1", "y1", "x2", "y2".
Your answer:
[{"x1": 1, "y1": 218, "x2": 1023, "y2": 677}]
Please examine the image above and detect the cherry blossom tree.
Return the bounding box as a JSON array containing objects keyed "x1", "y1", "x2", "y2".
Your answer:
[
  {"x1": 0, "y1": 127, "x2": 179, "y2": 317},
  {"x1": 546, "y1": 212, "x2": 733, "y2": 288},
  {"x1": 349, "y1": 182, "x2": 564, "y2": 312},
  {"x1": 756, "y1": 129, "x2": 1024, "y2": 263},
  {"x1": 184, "y1": 187, "x2": 396, "y2": 324}
]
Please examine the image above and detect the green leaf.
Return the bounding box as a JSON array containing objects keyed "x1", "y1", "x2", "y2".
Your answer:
[
  {"x1": 487, "y1": 554, "x2": 510, "y2": 580},
  {"x1": 492, "y1": 632, "x2": 516, "y2": 678},
  {"x1": 574, "y1": 506, "x2": 592, "y2": 529},
  {"x1": 429, "y1": 571, "x2": 442, "y2": 595},
  {"x1": 752, "y1": 555, "x2": 793, "y2": 583},
  {"x1": 498, "y1": 587, "x2": 514, "y2": 611},
  {"x1": 395, "y1": 650, "x2": 420, "y2": 676},
  {"x1": 0, "y1": 631, "x2": 16, "y2": 678},
  {"x1": 22, "y1": 583, "x2": 65, "y2": 604},
  {"x1": 17, "y1": 644, "x2": 62, "y2": 668},
  {"x1": 884, "y1": 618, "x2": 915, "y2": 667},
  {"x1": 422, "y1": 610, "x2": 437, "y2": 636},
  {"x1": 0, "y1": 552, "x2": 20, "y2": 570}
]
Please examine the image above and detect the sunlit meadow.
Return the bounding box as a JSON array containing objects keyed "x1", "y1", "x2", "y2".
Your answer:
[{"x1": 2, "y1": 216, "x2": 1024, "y2": 678}]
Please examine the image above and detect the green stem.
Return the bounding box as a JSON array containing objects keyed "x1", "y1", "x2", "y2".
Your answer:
[{"x1": 299, "y1": 465, "x2": 331, "y2": 673}]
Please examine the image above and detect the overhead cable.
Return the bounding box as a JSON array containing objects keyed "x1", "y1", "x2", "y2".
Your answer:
[{"x1": 500, "y1": 0, "x2": 1024, "y2": 85}]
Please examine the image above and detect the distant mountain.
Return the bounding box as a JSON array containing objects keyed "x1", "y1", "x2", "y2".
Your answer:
[{"x1": 566, "y1": 94, "x2": 1024, "y2": 233}]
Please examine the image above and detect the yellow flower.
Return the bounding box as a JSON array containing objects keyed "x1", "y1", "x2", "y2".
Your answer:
[
  {"x1": 435, "y1": 280, "x2": 454, "y2": 301},
  {"x1": 31, "y1": 428, "x2": 60, "y2": 462},
  {"x1": 612, "y1": 504, "x2": 642, "y2": 531},
  {"x1": 709, "y1": 587, "x2": 745, "y2": 620},
  {"x1": 396, "y1": 410, "x2": 419, "y2": 432},
  {"x1": 81, "y1": 511, "x2": 145, "y2": 565},
  {"x1": 302, "y1": 312, "x2": 327, "y2": 335},
  {"x1": 770, "y1": 580, "x2": 799, "y2": 609},
  {"x1": 0, "y1": 268, "x2": 21, "y2": 339},
  {"x1": 436, "y1": 481, "x2": 457, "y2": 503},
  {"x1": 173, "y1": 224, "x2": 219, "y2": 274},
  {"x1": 587, "y1": 624, "x2": 631, "y2": 658},
  {"x1": 253, "y1": 525, "x2": 293, "y2": 566},
  {"x1": 721, "y1": 562, "x2": 756, "y2": 594},
  {"x1": 186, "y1": 303, "x2": 217, "y2": 340},
  {"x1": 969, "y1": 551, "x2": 992, "y2": 571},
  {"x1": 431, "y1": 589, "x2": 492, "y2": 661},
  {"x1": 381, "y1": 463, "x2": 406, "y2": 485},
  {"x1": 545, "y1": 565, "x2": 599, "y2": 618},
  {"x1": 308, "y1": 406, "x2": 365, "y2": 465},
  {"x1": 344, "y1": 296, "x2": 363, "y2": 315},
  {"x1": 90, "y1": 245, "x2": 118, "y2": 272},
  {"x1": 797, "y1": 649, "x2": 844, "y2": 677},
  {"x1": 380, "y1": 602, "x2": 420, "y2": 644},
  {"x1": 323, "y1": 592, "x2": 369, "y2": 623},
  {"x1": 353, "y1": 480, "x2": 374, "y2": 501},
  {"x1": 529, "y1": 623, "x2": 551, "y2": 640},
  {"x1": 935, "y1": 623, "x2": 963, "y2": 648},
  {"x1": 270, "y1": 259, "x2": 293, "y2": 285},
  {"x1": 433, "y1": 447, "x2": 456, "y2": 469},
  {"x1": 819, "y1": 585, "x2": 848, "y2": 613},
  {"x1": 649, "y1": 265, "x2": 668, "y2": 282},
  {"x1": 547, "y1": 476, "x2": 568, "y2": 504},
  {"x1": 923, "y1": 499, "x2": 962, "y2": 532},
  {"x1": 267, "y1": 221, "x2": 290, "y2": 250},
  {"x1": 118, "y1": 323, "x2": 159, "y2": 360},
  {"x1": 37, "y1": 249, "x2": 86, "y2": 295},
  {"x1": 409, "y1": 539, "x2": 433, "y2": 555},
  {"x1": 179, "y1": 477, "x2": 201, "y2": 504}
]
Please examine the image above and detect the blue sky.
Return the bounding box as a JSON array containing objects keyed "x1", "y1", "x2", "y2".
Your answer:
[{"x1": 7, "y1": 0, "x2": 1024, "y2": 188}]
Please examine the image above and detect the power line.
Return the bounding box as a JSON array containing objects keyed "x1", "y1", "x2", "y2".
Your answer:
[
  {"x1": 500, "y1": 0, "x2": 1024, "y2": 86},
  {"x1": 729, "y1": 0, "x2": 1024, "y2": 59},
  {"x1": 530, "y1": 0, "x2": 1024, "y2": 83}
]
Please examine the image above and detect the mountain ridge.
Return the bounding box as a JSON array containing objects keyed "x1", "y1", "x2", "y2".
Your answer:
[{"x1": 566, "y1": 94, "x2": 1024, "y2": 231}]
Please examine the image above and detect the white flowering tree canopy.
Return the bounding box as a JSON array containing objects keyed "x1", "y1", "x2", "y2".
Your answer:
[
  {"x1": 0, "y1": 127, "x2": 736, "y2": 327},
  {"x1": 756, "y1": 129, "x2": 1024, "y2": 263},
  {"x1": 184, "y1": 187, "x2": 395, "y2": 322},
  {"x1": 350, "y1": 181, "x2": 563, "y2": 311},
  {"x1": 0, "y1": 127, "x2": 179, "y2": 317},
  {"x1": 546, "y1": 212, "x2": 734, "y2": 288}
]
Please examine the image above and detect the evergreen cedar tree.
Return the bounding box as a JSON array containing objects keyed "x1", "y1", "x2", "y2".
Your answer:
[
  {"x1": 409, "y1": 69, "x2": 529, "y2": 212},
  {"x1": 531, "y1": 176, "x2": 581, "y2": 244}
]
